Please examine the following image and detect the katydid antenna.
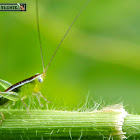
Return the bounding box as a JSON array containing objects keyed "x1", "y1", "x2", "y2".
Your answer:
[{"x1": 36, "y1": 0, "x2": 90, "y2": 74}]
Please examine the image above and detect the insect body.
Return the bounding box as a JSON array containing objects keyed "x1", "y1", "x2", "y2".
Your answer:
[
  {"x1": 0, "y1": 73, "x2": 44, "y2": 105},
  {"x1": 0, "y1": 0, "x2": 90, "y2": 119}
]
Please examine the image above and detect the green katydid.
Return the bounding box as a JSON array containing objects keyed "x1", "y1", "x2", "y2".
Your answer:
[{"x1": 0, "y1": 0, "x2": 90, "y2": 122}]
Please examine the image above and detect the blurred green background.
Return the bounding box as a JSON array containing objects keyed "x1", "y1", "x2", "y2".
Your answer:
[{"x1": 0, "y1": 0, "x2": 140, "y2": 113}]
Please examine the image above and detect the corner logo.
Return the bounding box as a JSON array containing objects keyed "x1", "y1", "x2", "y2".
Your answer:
[{"x1": 0, "y1": 3, "x2": 26, "y2": 11}]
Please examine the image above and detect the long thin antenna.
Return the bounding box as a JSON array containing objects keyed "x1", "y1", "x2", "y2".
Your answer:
[
  {"x1": 44, "y1": 0, "x2": 90, "y2": 73},
  {"x1": 36, "y1": 0, "x2": 45, "y2": 71}
]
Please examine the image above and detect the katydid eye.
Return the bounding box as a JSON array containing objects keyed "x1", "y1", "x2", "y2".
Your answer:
[{"x1": 38, "y1": 77, "x2": 43, "y2": 83}]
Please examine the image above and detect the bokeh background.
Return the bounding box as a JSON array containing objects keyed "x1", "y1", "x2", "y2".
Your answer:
[{"x1": 0, "y1": 0, "x2": 140, "y2": 113}]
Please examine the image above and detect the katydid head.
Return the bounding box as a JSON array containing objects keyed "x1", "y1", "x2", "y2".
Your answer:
[
  {"x1": 33, "y1": 74, "x2": 44, "y2": 93},
  {"x1": 38, "y1": 76, "x2": 43, "y2": 83},
  {"x1": 35, "y1": 73, "x2": 44, "y2": 83}
]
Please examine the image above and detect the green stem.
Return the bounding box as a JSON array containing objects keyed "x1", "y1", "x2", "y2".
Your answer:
[
  {"x1": 123, "y1": 114, "x2": 140, "y2": 139},
  {"x1": 0, "y1": 105, "x2": 128, "y2": 139}
]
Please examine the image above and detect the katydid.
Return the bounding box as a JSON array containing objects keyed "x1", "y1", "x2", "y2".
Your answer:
[{"x1": 0, "y1": 0, "x2": 90, "y2": 122}]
